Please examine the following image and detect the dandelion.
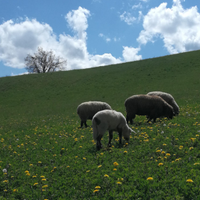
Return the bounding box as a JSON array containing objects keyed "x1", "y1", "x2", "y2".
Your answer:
[
  {"x1": 13, "y1": 189, "x2": 17, "y2": 192},
  {"x1": 29, "y1": 164, "x2": 33, "y2": 166},
  {"x1": 2, "y1": 169, "x2": 7, "y2": 173},
  {"x1": 40, "y1": 176, "x2": 45, "y2": 178},
  {"x1": 190, "y1": 138, "x2": 196, "y2": 142},
  {"x1": 156, "y1": 150, "x2": 161, "y2": 153},
  {"x1": 158, "y1": 163, "x2": 163, "y2": 166},
  {"x1": 100, "y1": 153, "x2": 103, "y2": 155},
  {"x1": 74, "y1": 138, "x2": 78, "y2": 141},
  {"x1": 42, "y1": 179, "x2": 46, "y2": 181},
  {"x1": 166, "y1": 153, "x2": 171, "y2": 156},
  {"x1": 3, "y1": 180, "x2": 8, "y2": 183},
  {"x1": 95, "y1": 186, "x2": 101, "y2": 189},
  {"x1": 4, "y1": 189, "x2": 7, "y2": 192},
  {"x1": 189, "y1": 147, "x2": 194, "y2": 150},
  {"x1": 33, "y1": 183, "x2": 38, "y2": 186},
  {"x1": 83, "y1": 157, "x2": 86, "y2": 160},
  {"x1": 38, "y1": 161, "x2": 42, "y2": 163},
  {"x1": 42, "y1": 185, "x2": 48, "y2": 188},
  {"x1": 124, "y1": 151, "x2": 128, "y2": 153},
  {"x1": 179, "y1": 145, "x2": 183, "y2": 150},
  {"x1": 116, "y1": 181, "x2": 122, "y2": 184},
  {"x1": 186, "y1": 179, "x2": 193, "y2": 183},
  {"x1": 147, "y1": 177, "x2": 153, "y2": 180},
  {"x1": 113, "y1": 162, "x2": 119, "y2": 166},
  {"x1": 194, "y1": 163, "x2": 200, "y2": 165},
  {"x1": 98, "y1": 165, "x2": 102, "y2": 168},
  {"x1": 113, "y1": 168, "x2": 117, "y2": 171},
  {"x1": 163, "y1": 144, "x2": 167, "y2": 146},
  {"x1": 86, "y1": 170, "x2": 90, "y2": 173},
  {"x1": 93, "y1": 189, "x2": 99, "y2": 193},
  {"x1": 104, "y1": 174, "x2": 109, "y2": 177}
]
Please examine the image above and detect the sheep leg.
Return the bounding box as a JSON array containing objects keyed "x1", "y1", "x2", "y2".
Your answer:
[
  {"x1": 118, "y1": 128, "x2": 122, "y2": 145},
  {"x1": 108, "y1": 131, "x2": 113, "y2": 147},
  {"x1": 96, "y1": 135, "x2": 103, "y2": 150},
  {"x1": 80, "y1": 120, "x2": 88, "y2": 128}
]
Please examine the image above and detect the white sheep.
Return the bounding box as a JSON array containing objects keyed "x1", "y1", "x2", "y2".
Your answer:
[
  {"x1": 147, "y1": 91, "x2": 179, "y2": 115},
  {"x1": 77, "y1": 101, "x2": 112, "y2": 128},
  {"x1": 92, "y1": 110, "x2": 135, "y2": 150}
]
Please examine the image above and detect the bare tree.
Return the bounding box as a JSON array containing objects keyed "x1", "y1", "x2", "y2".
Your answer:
[{"x1": 25, "y1": 47, "x2": 67, "y2": 73}]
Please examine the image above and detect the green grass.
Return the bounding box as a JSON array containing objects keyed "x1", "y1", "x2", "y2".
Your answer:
[{"x1": 1, "y1": 50, "x2": 200, "y2": 199}]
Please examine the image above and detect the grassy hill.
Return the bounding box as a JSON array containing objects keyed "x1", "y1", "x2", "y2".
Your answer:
[{"x1": 1, "y1": 50, "x2": 200, "y2": 199}]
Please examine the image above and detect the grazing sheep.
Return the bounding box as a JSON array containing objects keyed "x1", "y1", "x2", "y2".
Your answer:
[
  {"x1": 125, "y1": 94, "x2": 174, "y2": 124},
  {"x1": 92, "y1": 110, "x2": 135, "y2": 150},
  {"x1": 147, "y1": 91, "x2": 179, "y2": 115},
  {"x1": 77, "y1": 101, "x2": 112, "y2": 128}
]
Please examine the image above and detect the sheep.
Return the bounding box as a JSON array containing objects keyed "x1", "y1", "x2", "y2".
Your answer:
[
  {"x1": 77, "y1": 101, "x2": 112, "y2": 128},
  {"x1": 92, "y1": 110, "x2": 135, "y2": 150},
  {"x1": 147, "y1": 91, "x2": 179, "y2": 115},
  {"x1": 124, "y1": 94, "x2": 174, "y2": 124}
]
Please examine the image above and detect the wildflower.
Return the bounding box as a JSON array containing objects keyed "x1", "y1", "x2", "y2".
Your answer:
[
  {"x1": 33, "y1": 183, "x2": 38, "y2": 186},
  {"x1": 67, "y1": 166, "x2": 70, "y2": 168},
  {"x1": 93, "y1": 189, "x2": 99, "y2": 193},
  {"x1": 2, "y1": 169, "x2": 7, "y2": 173},
  {"x1": 124, "y1": 151, "x2": 128, "y2": 153},
  {"x1": 194, "y1": 163, "x2": 200, "y2": 165},
  {"x1": 116, "y1": 181, "x2": 122, "y2": 184},
  {"x1": 113, "y1": 168, "x2": 117, "y2": 171},
  {"x1": 86, "y1": 170, "x2": 90, "y2": 173},
  {"x1": 38, "y1": 161, "x2": 42, "y2": 163},
  {"x1": 3, "y1": 180, "x2": 8, "y2": 183},
  {"x1": 147, "y1": 177, "x2": 153, "y2": 180},
  {"x1": 79, "y1": 146, "x2": 82, "y2": 148},
  {"x1": 156, "y1": 150, "x2": 161, "y2": 153},
  {"x1": 125, "y1": 142, "x2": 128, "y2": 145},
  {"x1": 61, "y1": 148, "x2": 65, "y2": 150},
  {"x1": 42, "y1": 179, "x2": 46, "y2": 181},
  {"x1": 4, "y1": 189, "x2": 7, "y2": 192},
  {"x1": 42, "y1": 185, "x2": 48, "y2": 188},
  {"x1": 158, "y1": 163, "x2": 163, "y2": 166},
  {"x1": 113, "y1": 162, "x2": 119, "y2": 166},
  {"x1": 186, "y1": 179, "x2": 193, "y2": 183},
  {"x1": 40, "y1": 176, "x2": 45, "y2": 178},
  {"x1": 29, "y1": 164, "x2": 33, "y2": 166},
  {"x1": 13, "y1": 189, "x2": 17, "y2": 192},
  {"x1": 179, "y1": 145, "x2": 183, "y2": 150},
  {"x1": 189, "y1": 147, "x2": 194, "y2": 150},
  {"x1": 104, "y1": 174, "x2": 109, "y2": 177},
  {"x1": 95, "y1": 186, "x2": 101, "y2": 189},
  {"x1": 74, "y1": 138, "x2": 78, "y2": 141},
  {"x1": 163, "y1": 144, "x2": 167, "y2": 146},
  {"x1": 32, "y1": 175, "x2": 37, "y2": 178},
  {"x1": 166, "y1": 153, "x2": 171, "y2": 156},
  {"x1": 190, "y1": 138, "x2": 196, "y2": 142},
  {"x1": 98, "y1": 165, "x2": 102, "y2": 168},
  {"x1": 83, "y1": 157, "x2": 86, "y2": 160},
  {"x1": 100, "y1": 153, "x2": 103, "y2": 155}
]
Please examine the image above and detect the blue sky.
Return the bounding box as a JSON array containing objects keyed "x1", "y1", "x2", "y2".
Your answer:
[{"x1": 0, "y1": 0, "x2": 200, "y2": 77}]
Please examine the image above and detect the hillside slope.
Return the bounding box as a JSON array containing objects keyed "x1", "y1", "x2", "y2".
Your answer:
[{"x1": 0, "y1": 50, "x2": 200, "y2": 125}]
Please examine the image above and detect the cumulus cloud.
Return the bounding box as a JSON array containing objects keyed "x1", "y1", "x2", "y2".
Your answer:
[
  {"x1": 0, "y1": 7, "x2": 123, "y2": 71},
  {"x1": 137, "y1": 0, "x2": 200, "y2": 54},
  {"x1": 120, "y1": 11, "x2": 137, "y2": 25},
  {"x1": 122, "y1": 46, "x2": 142, "y2": 62}
]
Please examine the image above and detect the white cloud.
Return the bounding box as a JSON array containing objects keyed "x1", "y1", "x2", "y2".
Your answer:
[
  {"x1": 137, "y1": 0, "x2": 200, "y2": 54},
  {"x1": 120, "y1": 11, "x2": 136, "y2": 25},
  {"x1": 99, "y1": 33, "x2": 111, "y2": 42},
  {"x1": 122, "y1": 46, "x2": 142, "y2": 62},
  {"x1": 0, "y1": 7, "x2": 123, "y2": 71}
]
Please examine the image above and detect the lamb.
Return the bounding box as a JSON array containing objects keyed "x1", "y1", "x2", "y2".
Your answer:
[
  {"x1": 147, "y1": 91, "x2": 179, "y2": 115},
  {"x1": 77, "y1": 101, "x2": 112, "y2": 128},
  {"x1": 92, "y1": 110, "x2": 135, "y2": 150},
  {"x1": 124, "y1": 94, "x2": 174, "y2": 124}
]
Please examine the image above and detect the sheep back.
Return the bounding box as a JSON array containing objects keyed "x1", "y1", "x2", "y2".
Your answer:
[
  {"x1": 147, "y1": 91, "x2": 179, "y2": 115},
  {"x1": 77, "y1": 101, "x2": 112, "y2": 121},
  {"x1": 125, "y1": 94, "x2": 174, "y2": 123}
]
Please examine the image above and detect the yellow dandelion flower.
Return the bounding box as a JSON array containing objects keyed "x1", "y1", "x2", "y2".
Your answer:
[
  {"x1": 156, "y1": 150, "x2": 161, "y2": 153},
  {"x1": 186, "y1": 179, "x2": 193, "y2": 183},
  {"x1": 40, "y1": 176, "x2": 45, "y2": 178},
  {"x1": 163, "y1": 144, "x2": 167, "y2": 146},
  {"x1": 86, "y1": 170, "x2": 90, "y2": 173},
  {"x1": 32, "y1": 175, "x2": 37, "y2": 178},
  {"x1": 113, "y1": 162, "x2": 119, "y2": 166},
  {"x1": 83, "y1": 157, "x2": 86, "y2": 160},
  {"x1": 74, "y1": 138, "x2": 78, "y2": 141},
  {"x1": 42, "y1": 185, "x2": 48, "y2": 188},
  {"x1": 158, "y1": 163, "x2": 163, "y2": 166},
  {"x1": 166, "y1": 153, "x2": 171, "y2": 156},
  {"x1": 4, "y1": 189, "x2": 7, "y2": 192},
  {"x1": 3, "y1": 180, "x2": 8, "y2": 183},
  {"x1": 95, "y1": 186, "x2": 101, "y2": 189},
  {"x1": 38, "y1": 161, "x2": 42, "y2": 163},
  {"x1": 194, "y1": 163, "x2": 200, "y2": 165},
  {"x1": 104, "y1": 174, "x2": 109, "y2": 177},
  {"x1": 33, "y1": 183, "x2": 38, "y2": 186},
  {"x1": 161, "y1": 151, "x2": 165, "y2": 154},
  {"x1": 179, "y1": 146, "x2": 183, "y2": 150},
  {"x1": 42, "y1": 179, "x2": 46, "y2": 181},
  {"x1": 113, "y1": 168, "x2": 117, "y2": 171},
  {"x1": 98, "y1": 165, "x2": 102, "y2": 168},
  {"x1": 147, "y1": 177, "x2": 153, "y2": 180},
  {"x1": 117, "y1": 181, "x2": 122, "y2": 184},
  {"x1": 190, "y1": 138, "x2": 196, "y2": 142},
  {"x1": 13, "y1": 189, "x2": 17, "y2": 192},
  {"x1": 124, "y1": 151, "x2": 128, "y2": 153},
  {"x1": 93, "y1": 189, "x2": 99, "y2": 193},
  {"x1": 29, "y1": 164, "x2": 33, "y2": 166},
  {"x1": 189, "y1": 147, "x2": 194, "y2": 150},
  {"x1": 100, "y1": 153, "x2": 103, "y2": 155}
]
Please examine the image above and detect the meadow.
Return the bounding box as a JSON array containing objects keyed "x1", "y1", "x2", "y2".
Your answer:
[{"x1": 1, "y1": 50, "x2": 200, "y2": 199}]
